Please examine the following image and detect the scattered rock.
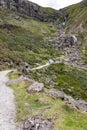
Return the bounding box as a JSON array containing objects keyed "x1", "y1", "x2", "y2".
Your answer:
[
  {"x1": 27, "y1": 82, "x2": 44, "y2": 93},
  {"x1": 47, "y1": 89, "x2": 66, "y2": 100},
  {"x1": 21, "y1": 118, "x2": 52, "y2": 130},
  {"x1": 46, "y1": 89, "x2": 87, "y2": 112},
  {"x1": 0, "y1": 0, "x2": 60, "y2": 22},
  {"x1": 47, "y1": 34, "x2": 78, "y2": 49},
  {"x1": 65, "y1": 96, "x2": 87, "y2": 112},
  {"x1": 76, "y1": 99, "x2": 87, "y2": 112}
]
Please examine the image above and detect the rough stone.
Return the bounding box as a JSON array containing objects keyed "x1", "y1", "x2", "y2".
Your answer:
[
  {"x1": 7, "y1": 76, "x2": 33, "y2": 86},
  {"x1": 6, "y1": 76, "x2": 24, "y2": 85},
  {"x1": 0, "y1": 0, "x2": 60, "y2": 22},
  {"x1": 47, "y1": 89, "x2": 66, "y2": 100},
  {"x1": 21, "y1": 118, "x2": 52, "y2": 130},
  {"x1": 27, "y1": 82, "x2": 44, "y2": 93},
  {"x1": 47, "y1": 34, "x2": 78, "y2": 49},
  {"x1": 46, "y1": 89, "x2": 87, "y2": 113}
]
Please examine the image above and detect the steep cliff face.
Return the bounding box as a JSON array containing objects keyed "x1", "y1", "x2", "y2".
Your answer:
[
  {"x1": 83, "y1": 0, "x2": 87, "y2": 5},
  {"x1": 0, "y1": 0, "x2": 61, "y2": 21}
]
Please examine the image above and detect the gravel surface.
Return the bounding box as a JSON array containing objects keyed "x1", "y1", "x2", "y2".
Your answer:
[{"x1": 0, "y1": 70, "x2": 16, "y2": 130}]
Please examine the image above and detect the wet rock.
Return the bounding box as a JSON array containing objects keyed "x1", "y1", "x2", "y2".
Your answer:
[{"x1": 27, "y1": 82, "x2": 44, "y2": 93}]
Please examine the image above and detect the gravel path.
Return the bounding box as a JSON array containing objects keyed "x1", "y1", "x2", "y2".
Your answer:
[{"x1": 0, "y1": 70, "x2": 16, "y2": 130}]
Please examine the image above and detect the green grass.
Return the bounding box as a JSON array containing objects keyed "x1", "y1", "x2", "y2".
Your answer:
[
  {"x1": 9, "y1": 76, "x2": 87, "y2": 130},
  {"x1": 64, "y1": 2, "x2": 87, "y2": 30},
  {"x1": 0, "y1": 8, "x2": 61, "y2": 69},
  {"x1": 81, "y1": 45, "x2": 87, "y2": 63},
  {"x1": 28, "y1": 63, "x2": 87, "y2": 100},
  {"x1": 3, "y1": 2, "x2": 87, "y2": 129}
]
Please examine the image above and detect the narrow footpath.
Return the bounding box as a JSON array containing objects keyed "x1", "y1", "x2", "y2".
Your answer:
[{"x1": 0, "y1": 70, "x2": 16, "y2": 130}]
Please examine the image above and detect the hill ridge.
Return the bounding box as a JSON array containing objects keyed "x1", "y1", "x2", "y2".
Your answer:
[{"x1": 0, "y1": 0, "x2": 61, "y2": 21}]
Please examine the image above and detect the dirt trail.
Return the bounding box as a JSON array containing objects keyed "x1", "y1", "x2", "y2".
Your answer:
[{"x1": 0, "y1": 70, "x2": 16, "y2": 130}]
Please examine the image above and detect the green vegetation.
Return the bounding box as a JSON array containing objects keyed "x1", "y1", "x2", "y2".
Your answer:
[
  {"x1": 64, "y1": 2, "x2": 87, "y2": 30},
  {"x1": 0, "y1": 8, "x2": 61, "y2": 68},
  {"x1": 28, "y1": 63, "x2": 87, "y2": 100},
  {"x1": 8, "y1": 70, "x2": 21, "y2": 79},
  {"x1": 9, "y1": 77, "x2": 87, "y2": 130},
  {"x1": 81, "y1": 45, "x2": 87, "y2": 63},
  {"x1": 1, "y1": 1, "x2": 87, "y2": 129}
]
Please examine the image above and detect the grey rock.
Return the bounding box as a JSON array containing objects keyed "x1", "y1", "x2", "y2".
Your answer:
[
  {"x1": 64, "y1": 95, "x2": 87, "y2": 112},
  {"x1": 0, "y1": 0, "x2": 60, "y2": 22},
  {"x1": 47, "y1": 34, "x2": 78, "y2": 49},
  {"x1": 21, "y1": 118, "x2": 52, "y2": 130},
  {"x1": 6, "y1": 76, "x2": 24, "y2": 85},
  {"x1": 70, "y1": 35, "x2": 77, "y2": 44},
  {"x1": 27, "y1": 82, "x2": 44, "y2": 93},
  {"x1": 76, "y1": 99, "x2": 87, "y2": 112},
  {"x1": 7, "y1": 76, "x2": 33, "y2": 86},
  {"x1": 47, "y1": 89, "x2": 66, "y2": 100},
  {"x1": 46, "y1": 89, "x2": 87, "y2": 112}
]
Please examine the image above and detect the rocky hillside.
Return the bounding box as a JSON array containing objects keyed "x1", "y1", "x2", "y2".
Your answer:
[
  {"x1": 0, "y1": 0, "x2": 87, "y2": 130},
  {"x1": 0, "y1": 0, "x2": 86, "y2": 69},
  {"x1": 0, "y1": 0, "x2": 62, "y2": 22},
  {"x1": 63, "y1": 0, "x2": 87, "y2": 63},
  {"x1": 0, "y1": 0, "x2": 66, "y2": 70}
]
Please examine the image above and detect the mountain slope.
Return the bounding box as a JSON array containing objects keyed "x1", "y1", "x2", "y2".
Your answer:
[
  {"x1": 0, "y1": 6, "x2": 62, "y2": 69},
  {"x1": 62, "y1": 1, "x2": 87, "y2": 63},
  {"x1": 64, "y1": 1, "x2": 87, "y2": 33},
  {"x1": 0, "y1": 0, "x2": 87, "y2": 129},
  {"x1": 0, "y1": 0, "x2": 61, "y2": 21}
]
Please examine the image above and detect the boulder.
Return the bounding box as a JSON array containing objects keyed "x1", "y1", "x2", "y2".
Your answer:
[
  {"x1": 75, "y1": 99, "x2": 87, "y2": 112},
  {"x1": 47, "y1": 34, "x2": 78, "y2": 49},
  {"x1": 47, "y1": 89, "x2": 66, "y2": 100},
  {"x1": 27, "y1": 82, "x2": 44, "y2": 93},
  {"x1": 70, "y1": 35, "x2": 77, "y2": 44},
  {"x1": 21, "y1": 118, "x2": 52, "y2": 130},
  {"x1": 46, "y1": 89, "x2": 87, "y2": 112},
  {"x1": 65, "y1": 95, "x2": 87, "y2": 112}
]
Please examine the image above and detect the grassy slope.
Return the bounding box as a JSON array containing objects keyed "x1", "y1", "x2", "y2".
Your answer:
[
  {"x1": 28, "y1": 63, "x2": 87, "y2": 101},
  {"x1": 64, "y1": 2, "x2": 87, "y2": 62},
  {"x1": 0, "y1": 8, "x2": 61, "y2": 68},
  {"x1": 6, "y1": 2, "x2": 87, "y2": 129},
  {"x1": 64, "y1": 2, "x2": 87, "y2": 31},
  {"x1": 9, "y1": 77, "x2": 87, "y2": 130}
]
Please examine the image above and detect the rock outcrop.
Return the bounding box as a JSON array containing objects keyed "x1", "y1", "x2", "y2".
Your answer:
[
  {"x1": 21, "y1": 118, "x2": 52, "y2": 130},
  {"x1": 0, "y1": 0, "x2": 60, "y2": 21},
  {"x1": 82, "y1": 0, "x2": 87, "y2": 6},
  {"x1": 27, "y1": 82, "x2": 44, "y2": 93},
  {"x1": 46, "y1": 89, "x2": 87, "y2": 113},
  {"x1": 47, "y1": 34, "x2": 78, "y2": 49}
]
